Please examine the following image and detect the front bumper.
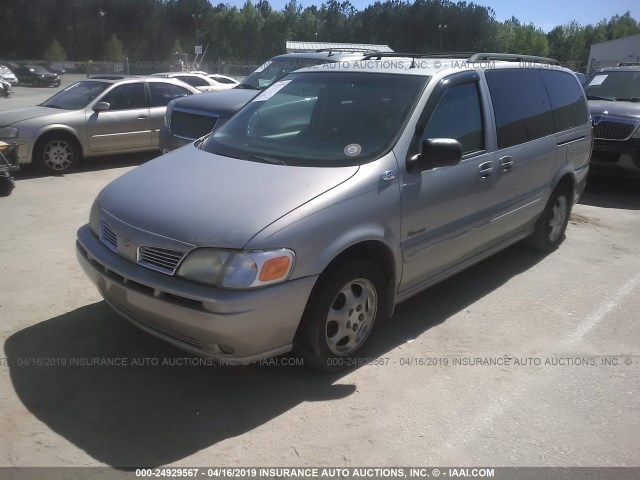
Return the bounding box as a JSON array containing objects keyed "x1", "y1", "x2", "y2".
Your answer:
[
  {"x1": 76, "y1": 224, "x2": 317, "y2": 363},
  {"x1": 158, "y1": 126, "x2": 192, "y2": 154},
  {"x1": 590, "y1": 139, "x2": 640, "y2": 178},
  {"x1": 0, "y1": 138, "x2": 33, "y2": 164},
  {"x1": 37, "y1": 77, "x2": 61, "y2": 87}
]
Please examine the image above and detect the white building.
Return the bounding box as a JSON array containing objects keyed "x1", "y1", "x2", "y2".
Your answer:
[
  {"x1": 286, "y1": 41, "x2": 393, "y2": 53},
  {"x1": 588, "y1": 34, "x2": 640, "y2": 73}
]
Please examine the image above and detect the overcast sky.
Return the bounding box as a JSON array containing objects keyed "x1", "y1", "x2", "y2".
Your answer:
[{"x1": 216, "y1": 0, "x2": 639, "y2": 32}]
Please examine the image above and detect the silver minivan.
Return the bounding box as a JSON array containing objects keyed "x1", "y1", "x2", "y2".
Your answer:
[{"x1": 77, "y1": 53, "x2": 592, "y2": 371}]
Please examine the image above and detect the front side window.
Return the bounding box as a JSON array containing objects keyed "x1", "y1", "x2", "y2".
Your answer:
[
  {"x1": 101, "y1": 83, "x2": 146, "y2": 110},
  {"x1": 486, "y1": 69, "x2": 554, "y2": 149},
  {"x1": 40, "y1": 81, "x2": 110, "y2": 110},
  {"x1": 423, "y1": 82, "x2": 484, "y2": 154},
  {"x1": 148, "y1": 82, "x2": 191, "y2": 107},
  {"x1": 202, "y1": 72, "x2": 428, "y2": 167}
]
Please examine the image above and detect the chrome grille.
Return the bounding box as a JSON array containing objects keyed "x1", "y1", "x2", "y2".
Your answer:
[
  {"x1": 170, "y1": 110, "x2": 219, "y2": 140},
  {"x1": 593, "y1": 120, "x2": 636, "y2": 141},
  {"x1": 138, "y1": 246, "x2": 185, "y2": 275},
  {"x1": 99, "y1": 220, "x2": 118, "y2": 252}
]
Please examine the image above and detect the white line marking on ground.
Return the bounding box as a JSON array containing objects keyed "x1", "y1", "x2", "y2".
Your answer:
[
  {"x1": 444, "y1": 270, "x2": 640, "y2": 449},
  {"x1": 561, "y1": 270, "x2": 640, "y2": 348}
]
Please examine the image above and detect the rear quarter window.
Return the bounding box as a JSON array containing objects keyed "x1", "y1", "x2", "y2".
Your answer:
[
  {"x1": 541, "y1": 70, "x2": 589, "y2": 131},
  {"x1": 486, "y1": 69, "x2": 554, "y2": 149}
]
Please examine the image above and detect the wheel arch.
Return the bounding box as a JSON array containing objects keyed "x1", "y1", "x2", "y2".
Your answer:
[
  {"x1": 33, "y1": 126, "x2": 85, "y2": 160},
  {"x1": 554, "y1": 171, "x2": 575, "y2": 196},
  {"x1": 312, "y1": 239, "x2": 398, "y2": 320}
]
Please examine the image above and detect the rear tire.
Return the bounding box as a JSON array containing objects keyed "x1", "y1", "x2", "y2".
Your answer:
[
  {"x1": 526, "y1": 184, "x2": 572, "y2": 252},
  {"x1": 297, "y1": 260, "x2": 387, "y2": 372},
  {"x1": 33, "y1": 134, "x2": 80, "y2": 174}
]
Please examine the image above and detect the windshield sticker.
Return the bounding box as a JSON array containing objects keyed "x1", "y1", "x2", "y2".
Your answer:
[
  {"x1": 344, "y1": 144, "x2": 362, "y2": 157},
  {"x1": 588, "y1": 75, "x2": 608, "y2": 86},
  {"x1": 253, "y1": 61, "x2": 271, "y2": 73},
  {"x1": 253, "y1": 80, "x2": 292, "y2": 102}
]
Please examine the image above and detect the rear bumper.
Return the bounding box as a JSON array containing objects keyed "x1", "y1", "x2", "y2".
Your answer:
[
  {"x1": 574, "y1": 162, "x2": 589, "y2": 203},
  {"x1": 76, "y1": 224, "x2": 317, "y2": 363}
]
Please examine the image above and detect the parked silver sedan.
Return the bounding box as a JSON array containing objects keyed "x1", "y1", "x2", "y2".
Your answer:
[{"x1": 0, "y1": 77, "x2": 200, "y2": 173}]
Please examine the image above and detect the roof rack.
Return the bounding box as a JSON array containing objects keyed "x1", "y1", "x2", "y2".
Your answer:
[
  {"x1": 315, "y1": 48, "x2": 381, "y2": 56},
  {"x1": 361, "y1": 51, "x2": 560, "y2": 65},
  {"x1": 362, "y1": 52, "x2": 474, "y2": 60},
  {"x1": 468, "y1": 53, "x2": 559, "y2": 65}
]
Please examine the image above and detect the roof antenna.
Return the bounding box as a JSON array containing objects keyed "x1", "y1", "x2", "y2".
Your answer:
[{"x1": 410, "y1": 53, "x2": 416, "y2": 69}]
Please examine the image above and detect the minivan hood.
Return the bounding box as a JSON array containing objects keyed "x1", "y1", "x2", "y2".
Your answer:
[
  {"x1": 98, "y1": 144, "x2": 358, "y2": 248},
  {"x1": 0, "y1": 106, "x2": 65, "y2": 126},
  {"x1": 172, "y1": 88, "x2": 259, "y2": 118},
  {"x1": 588, "y1": 100, "x2": 640, "y2": 121}
]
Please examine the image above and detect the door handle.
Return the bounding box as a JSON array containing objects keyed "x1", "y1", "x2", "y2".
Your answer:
[
  {"x1": 137, "y1": 115, "x2": 148, "y2": 120},
  {"x1": 478, "y1": 161, "x2": 493, "y2": 179},
  {"x1": 499, "y1": 156, "x2": 514, "y2": 172}
]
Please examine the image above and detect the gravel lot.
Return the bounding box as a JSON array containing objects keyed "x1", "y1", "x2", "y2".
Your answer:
[{"x1": 0, "y1": 79, "x2": 639, "y2": 469}]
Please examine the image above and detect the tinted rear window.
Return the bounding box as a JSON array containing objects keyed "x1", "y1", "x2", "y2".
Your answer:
[
  {"x1": 541, "y1": 70, "x2": 588, "y2": 131},
  {"x1": 486, "y1": 69, "x2": 554, "y2": 149}
]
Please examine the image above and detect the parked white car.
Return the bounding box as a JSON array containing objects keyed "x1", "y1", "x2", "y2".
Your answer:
[
  {"x1": 0, "y1": 65, "x2": 18, "y2": 86},
  {"x1": 206, "y1": 74, "x2": 239, "y2": 88},
  {"x1": 151, "y1": 72, "x2": 236, "y2": 92}
]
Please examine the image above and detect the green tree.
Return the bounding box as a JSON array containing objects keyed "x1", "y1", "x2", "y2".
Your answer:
[
  {"x1": 44, "y1": 39, "x2": 66, "y2": 61},
  {"x1": 105, "y1": 34, "x2": 126, "y2": 62}
]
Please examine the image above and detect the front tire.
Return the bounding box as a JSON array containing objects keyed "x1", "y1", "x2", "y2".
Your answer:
[
  {"x1": 527, "y1": 184, "x2": 572, "y2": 251},
  {"x1": 297, "y1": 260, "x2": 387, "y2": 372},
  {"x1": 34, "y1": 135, "x2": 80, "y2": 174}
]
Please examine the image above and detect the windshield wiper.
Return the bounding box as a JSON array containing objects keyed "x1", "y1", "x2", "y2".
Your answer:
[
  {"x1": 242, "y1": 154, "x2": 287, "y2": 166},
  {"x1": 586, "y1": 94, "x2": 616, "y2": 101},
  {"x1": 42, "y1": 104, "x2": 65, "y2": 109},
  {"x1": 615, "y1": 97, "x2": 640, "y2": 103},
  {"x1": 234, "y1": 84, "x2": 260, "y2": 90}
]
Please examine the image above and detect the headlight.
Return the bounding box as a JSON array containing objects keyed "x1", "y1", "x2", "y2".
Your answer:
[
  {"x1": 176, "y1": 248, "x2": 295, "y2": 289},
  {"x1": 165, "y1": 99, "x2": 176, "y2": 128},
  {"x1": 0, "y1": 126, "x2": 18, "y2": 138}
]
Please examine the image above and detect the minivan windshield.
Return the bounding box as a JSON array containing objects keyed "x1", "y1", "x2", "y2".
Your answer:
[
  {"x1": 202, "y1": 71, "x2": 428, "y2": 167},
  {"x1": 584, "y1": 70, "x2": 640, "y2": 101},
  {"x1": 40, "y1": 81, "x2": 111, "y2": 110},
  {"x1": 238, "y1": 58, "x2": 333, "y2": 90}
]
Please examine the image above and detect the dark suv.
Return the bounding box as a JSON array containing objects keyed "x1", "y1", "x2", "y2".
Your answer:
[
  {"x1": 585, "y1": 66, "x2": 640, "y2": 177},
  {"x1": 159, "y1": 51, "x2": 371, "y2": 152}
]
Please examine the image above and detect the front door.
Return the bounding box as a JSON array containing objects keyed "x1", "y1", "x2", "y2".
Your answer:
[
  {"x1": 87, "y1": 82, "x2": 151, "y2": 152},
  {"x1": 399, "y1": 72, "x2": 501, "y2": 295}
]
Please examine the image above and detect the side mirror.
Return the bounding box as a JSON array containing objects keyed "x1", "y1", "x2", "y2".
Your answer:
[
  {"x1": 407, "y1": 138, "x2": 463, "y2": 174},
  {"x1": 92, "y1": 102, "x2": 110, "y2": 112}
]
